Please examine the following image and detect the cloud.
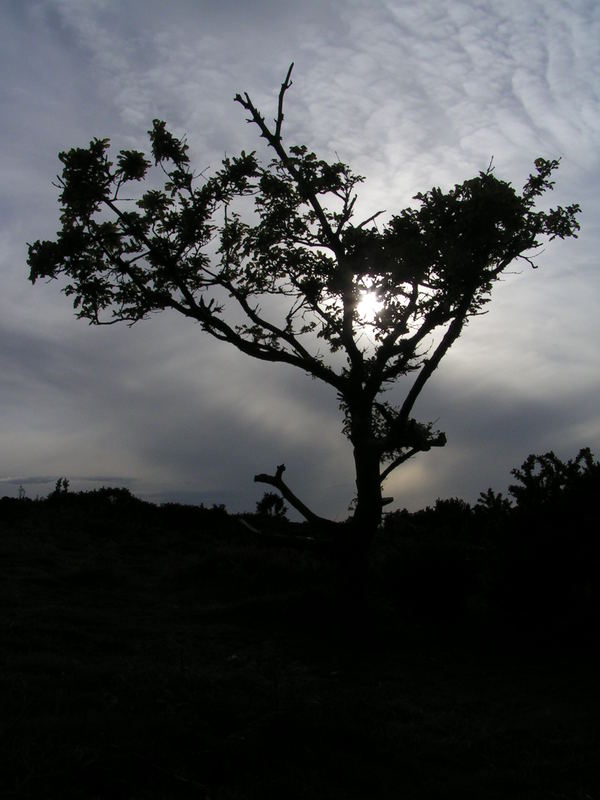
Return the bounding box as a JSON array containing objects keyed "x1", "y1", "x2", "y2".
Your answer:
[{"x1": 1, "y1": 0, "x2": 598, "y2": 516}]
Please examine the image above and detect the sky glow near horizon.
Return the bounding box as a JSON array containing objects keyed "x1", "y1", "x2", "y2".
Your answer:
[{"x1": 1, "y1": 0, "x2": 599, "y2": 517}]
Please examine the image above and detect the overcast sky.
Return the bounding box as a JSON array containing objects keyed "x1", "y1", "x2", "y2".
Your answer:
[{"x1": 1, "y1": 0, "x2": 599, "y2": 518}]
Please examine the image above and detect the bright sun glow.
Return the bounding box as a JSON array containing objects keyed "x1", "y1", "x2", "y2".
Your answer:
[{"x1": 357, "y1": 290, "x2": 383, "y2": 322}]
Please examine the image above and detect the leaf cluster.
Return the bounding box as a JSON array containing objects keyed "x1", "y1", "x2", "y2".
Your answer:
[{"x1": 28, "y1": 124, "x2": 257, "y2": 325}]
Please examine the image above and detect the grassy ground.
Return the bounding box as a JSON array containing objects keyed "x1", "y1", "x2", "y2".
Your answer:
[{"x1": 1, "y1": 500, "x2": 599, "y2": 799}]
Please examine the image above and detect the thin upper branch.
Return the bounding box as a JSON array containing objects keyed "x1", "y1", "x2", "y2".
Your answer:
[
  {"x1": 274, "y1": 63, "x2": 294, "y2": 142},
  {"x1": 234, "y1": 70, "x2": 341, "y2": 256}
]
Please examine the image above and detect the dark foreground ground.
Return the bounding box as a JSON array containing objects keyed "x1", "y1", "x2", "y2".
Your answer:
[{"x1": 1, "y1": 496, "x2": 599, "y2": 799}]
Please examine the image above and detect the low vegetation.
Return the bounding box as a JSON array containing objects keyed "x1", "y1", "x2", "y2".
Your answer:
[{"x1": 2, "y1": 450, "x2": 599, "y2": 798}]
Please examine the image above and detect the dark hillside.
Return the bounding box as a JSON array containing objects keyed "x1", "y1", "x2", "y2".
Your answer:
[{"x1": 1, "y1": 477, "x2": 599, "y2": 799}]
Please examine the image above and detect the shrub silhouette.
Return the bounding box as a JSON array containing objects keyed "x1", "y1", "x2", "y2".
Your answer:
[
  {"x1": 489, "y1": 448, "x2": 600, "y2": 627},
  {"x1": 256, "y1": 491, "x2": 288, "y2": 520},
  {"x1": 2, "y1": 446, "x2": 597, "y2": 632}
]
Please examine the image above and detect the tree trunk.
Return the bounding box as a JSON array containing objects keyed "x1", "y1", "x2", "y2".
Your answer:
[
  {"x1": 353, "y1": 442, "x2": 383, "y2": 536},
  {"x1": 335, "y1": 409, "x2": 383, "y2": 612}
]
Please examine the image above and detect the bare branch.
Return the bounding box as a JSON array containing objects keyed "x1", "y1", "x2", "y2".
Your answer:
[
  {"x1": 275, "y1": 63, "x2": 294, "y2": 142},
  {"x1": 357, "y1": 210, "x2": 386, "y2": 229},
  {"x1": 364, "y1": 284, "x2": 430, "y2": 395},
  {"x1": 222, "y1": 280, "x2": 345, "y2": 392},
  {"x1": 254, "y1": 464, "x2": 332, "y2": 528},
  {"x1": 235, "y1": 77, "x2": 341, "y2": 256},
  {"x1": 517, "y1": 253, "x2": 539, "y2": 270},
  {"x1": 379, "y1": 448, "x2": 420, "y2": 483}
]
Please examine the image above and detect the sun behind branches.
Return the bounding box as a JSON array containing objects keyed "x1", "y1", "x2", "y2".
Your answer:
[{"x1": 357, "y1": 290, "x2": 383, "y2": 322}]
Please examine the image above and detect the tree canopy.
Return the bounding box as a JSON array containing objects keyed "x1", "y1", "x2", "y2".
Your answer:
[{"x1": 28, "y1": 65, "x2": 581, "y2": 536}]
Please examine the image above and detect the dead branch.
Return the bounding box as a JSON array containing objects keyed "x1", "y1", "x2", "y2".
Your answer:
[{"x1": 254, "y1": 463, "x2": 332, "y2": 529}]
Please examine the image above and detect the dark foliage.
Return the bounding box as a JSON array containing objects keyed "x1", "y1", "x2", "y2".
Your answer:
[
  {"x1": 256, "y1": 490, "x2": 288, "y2": 520},
  {"x1": 496, "y1": 449, "x2": 600, "y2": 624},
  {"x1": 380, "y1": 447, "x2": 600, "y2": 630}
]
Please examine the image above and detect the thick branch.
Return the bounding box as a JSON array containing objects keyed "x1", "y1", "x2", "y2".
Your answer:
[
  {"x1": 254, "y1": 464, "x2": 332, "y2": 528},
  {"x1": 223, "y1": 280, "x2": 345, "y2": 392},
  {"x1": 341, "y1": 279, "x2": 365, "y2": 377},
  {"x1": 379, "y1": 429, "x2": 446, "y2": 483},
  {"x1": 396, "y1": 295, "x2": 472, "y2": 430},
  {"x1": 364, "y1": 283, "x2": 423, "y2": 397},
  {"x1": 196, "y1": 305, "x2": 331, "y2": 373},
  {"x1": 380, "y1": 448, "x2": 420, "y2": 483},
  {"x1": 102, "y1": 188, "x2": 352, "y2": 395},
  {"x1": 98, "y1": 200, "x2": 344, "y2": 387}
]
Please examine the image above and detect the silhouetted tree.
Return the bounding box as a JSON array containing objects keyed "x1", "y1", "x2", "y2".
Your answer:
[
  {"x1": 475, "y1": 488, "x2": 513, "y2": 536},
  {"x1": 476, "y1": 488, "x2": 512, "y2": 516},
  {"x1": 490, "y1": 448, "x2": 600, "y2": 625},
  {"x1": 509, "y1": 448, "x2": 597, "y2": 510},
  {"x1": 51, "y1": 477, "x2": 70, "y2": 497},
  {"x1": 256, "y1": 491, "x2": 288, "y2": 520},
  {"x1": 28, "y1": 65, "x2": 580, "y2": 571}
]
